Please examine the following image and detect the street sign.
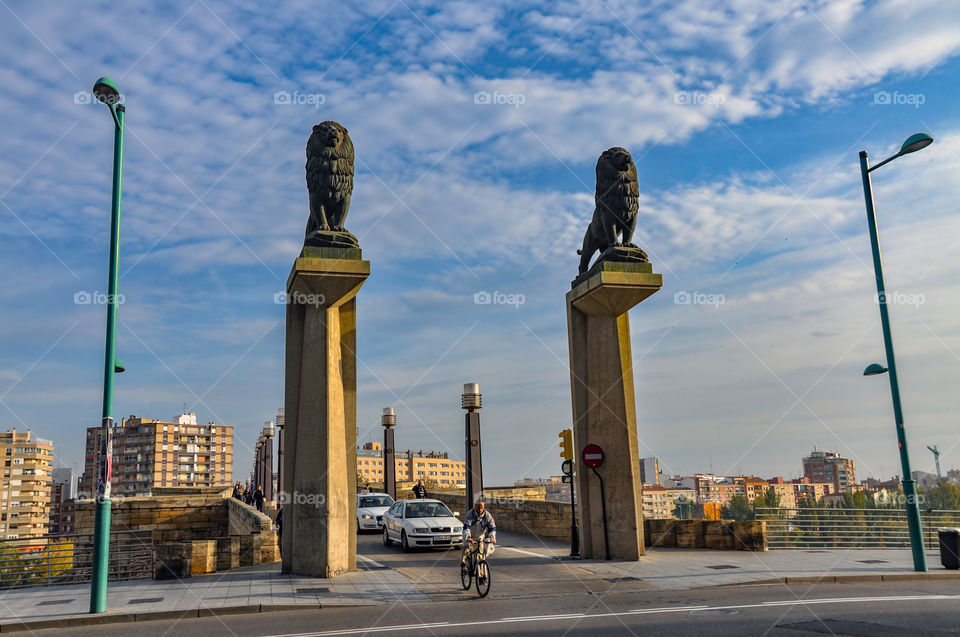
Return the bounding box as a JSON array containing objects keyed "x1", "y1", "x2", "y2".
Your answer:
[
  {"x1": 562, "y1": 475, "x2": 572, "y2": 483},
  {"x1": 561, "y1": 459, "x2": 574, "y2": 475},
  {"x1": 582, "y1": 444, "x2": 605, "y2": 469}
]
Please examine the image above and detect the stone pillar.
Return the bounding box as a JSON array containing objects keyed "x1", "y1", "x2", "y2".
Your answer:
[
  {"x1": 566, "y1": 260, "x2": 662, "y2": 560},
  {"x1": 283, "y1": 249, "x2": 369, "y2": 577}
]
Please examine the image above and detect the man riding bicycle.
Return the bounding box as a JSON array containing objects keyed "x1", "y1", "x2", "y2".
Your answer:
[{"x1": 460, "y1": 500, "x2": 496, "y2": 581}]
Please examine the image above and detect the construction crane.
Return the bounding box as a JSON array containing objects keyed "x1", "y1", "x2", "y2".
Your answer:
[{"x1": 927, "y1": 445, "x2": 942, "y2": 479}]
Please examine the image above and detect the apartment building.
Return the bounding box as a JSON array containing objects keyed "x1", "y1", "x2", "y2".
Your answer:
[
  {"x1": 641, "y1": 484, "x2": 695, "y2": 519},
  {"x1": 356, "y1": 442, "x2": 466, "y2": 488},
  {"x1": 79, "y1": 413, "x2": 233, "y2": 498},
  {"x1": 0, "y1": 429, "x2": 54, "y2": 540},
  {"x1": 803, "y1": 450, "x2": 857, "y2": 493}
]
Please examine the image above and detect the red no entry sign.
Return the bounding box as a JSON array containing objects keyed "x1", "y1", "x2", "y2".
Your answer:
[{"x1": 582, "y1": 444, "x2": 605, "y2": 468}]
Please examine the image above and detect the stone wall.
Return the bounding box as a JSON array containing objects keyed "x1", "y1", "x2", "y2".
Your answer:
[
  {"x1": 433, "y1": 493, "x2": 767, "y2": 551},
  {"x1": 74, "y1": 488, "x2": 280, "y2": 578}
]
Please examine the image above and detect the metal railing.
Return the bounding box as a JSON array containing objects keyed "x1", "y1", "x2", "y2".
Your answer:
[
  {"x1": 0, "y1": 529, "x2": 153, "y2": 588},
  {"x1": 756, "y1": 508, "x2": 960, "y2": 550}
]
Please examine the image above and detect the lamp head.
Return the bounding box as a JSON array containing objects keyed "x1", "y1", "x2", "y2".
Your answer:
[
  {"x1": 863, "y1": 363, "x2": 889, "y2": 376},
  {"x1": 899, "y1": 133, "x2": 933, "y2": 156},
  {"x1": 92, "y1": 77, "x2": 121, "y2": 105}
]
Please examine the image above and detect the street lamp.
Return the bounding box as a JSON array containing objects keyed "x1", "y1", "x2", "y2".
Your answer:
[
  {"x1": 382, "y1": 408, "x2": 397, "y2": 499},
  {"x1": 90, "y1": 76, "x2": 126, "y2": 613},
  {"x1": 462, "y1": 383, "x2": 483, "y2": 510},
  {"x1": 859, "y1": 132, "x2": 933, "y2": 572}
]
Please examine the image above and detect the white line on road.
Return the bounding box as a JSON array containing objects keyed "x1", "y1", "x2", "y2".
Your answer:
[
  {"x1": 264, "y1": 594, "x2": 959, "y2": 637},
  {"x1": 496, "y1": 546, "x2": 559, "y2": 559}
]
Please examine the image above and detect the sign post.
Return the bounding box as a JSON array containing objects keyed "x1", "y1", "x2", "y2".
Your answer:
[
  {"x1": 561, "y1": 459, "x2": 579, "y2": 557},
  {"x1": 581, "y1": 444, "x2": 609, "y2": 560}
]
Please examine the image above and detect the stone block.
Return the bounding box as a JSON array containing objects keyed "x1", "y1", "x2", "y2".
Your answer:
[
  {"x1": 216, "y1": 537, "x2": 240, "y2": 571},
  {"x1": 190, "y1": 539, "x2": 217, "y2": 574},
  {"x1": 154, "y1": 542, "x2": 191, "y2": 580},
  {"x1": 238, "y1": 534, "x2": 262, "y2": 566},
  {"x1": 731, "y1": 520, "x2": 768, "y2": 551}
]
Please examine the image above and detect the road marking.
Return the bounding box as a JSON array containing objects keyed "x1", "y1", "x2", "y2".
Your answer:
[
  {"x1": 356, "y1": 555, "x2": 386, "y2": 568},
  {"x1": 496, "y1": 546, "x2": 559, "y2": 559},
  {"x1": 264, "y1": 594, "x2": 959, "y2": 636}
]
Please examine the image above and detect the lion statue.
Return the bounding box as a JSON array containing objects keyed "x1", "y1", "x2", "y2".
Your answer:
[
  {"x1": 576, "y1": 146, "x2": 645, "y2": 274},
  {"x1": 305, "y1": 121, "x2": 355, "y2": 239}
]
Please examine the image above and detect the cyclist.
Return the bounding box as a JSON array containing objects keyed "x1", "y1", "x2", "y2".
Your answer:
[{"x1": 460, "y1": 500, "x2": 496, "y2": 582}]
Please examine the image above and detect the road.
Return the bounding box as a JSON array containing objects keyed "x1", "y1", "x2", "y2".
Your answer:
[{"x1": 40, "y1": 533, "x2": 960, "y2": 636}]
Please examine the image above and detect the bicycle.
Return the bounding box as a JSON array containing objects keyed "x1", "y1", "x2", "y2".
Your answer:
[{"x1": 460, "y1": 538, "x2": 493, "y2": 597}]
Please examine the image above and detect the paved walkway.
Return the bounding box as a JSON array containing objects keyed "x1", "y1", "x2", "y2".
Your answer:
[{"x1": 0, "y1": 535, "x2": 956, "y2": 632}]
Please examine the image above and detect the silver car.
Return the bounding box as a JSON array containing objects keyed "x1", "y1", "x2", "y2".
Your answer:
[
  {"x1": 356, "y1": 493, "x2": 395, "y2": 532},
  {"x1": 382, "y1": 499, "x2": 463, "y2": 551}
]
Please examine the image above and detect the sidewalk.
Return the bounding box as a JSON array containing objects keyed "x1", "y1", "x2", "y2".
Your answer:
[{"x1": 0, "y1": 537, "x2": 957, "y2": 633}]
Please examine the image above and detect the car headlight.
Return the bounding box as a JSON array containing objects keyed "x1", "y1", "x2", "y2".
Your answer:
[
  {"x1": 361, "y1": 514, "x2": 373, "y2": 519},
  {"x1": 454, "y1": 527, "x2": 462, "y2": 533}
]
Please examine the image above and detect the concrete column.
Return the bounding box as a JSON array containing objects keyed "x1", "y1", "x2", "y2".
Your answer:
[
  {"x1": 566, "y1": 261, "x2": 661, "y2": 560},
  {"x1": 282, "y1": 252, "x2": 369, "y2": 577},
  {"x1": 276, "y1": 409, "x2": 284, "y2": 506},
  {"x1": 263, "y1": 423, "x2": 274, "y2": 502}
]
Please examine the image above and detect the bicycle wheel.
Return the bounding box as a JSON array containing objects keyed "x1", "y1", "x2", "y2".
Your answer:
[
  {"x1": 460, "y1": 556, "x2": 472, "y2": 590},
  {"x1": 475, "y1": 559, "x2": 491, "y2": 598}
]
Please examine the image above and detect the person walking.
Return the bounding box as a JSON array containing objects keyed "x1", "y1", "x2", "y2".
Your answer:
[
  {"x1": 412, "y1": 479, "x2": 427, "y2": 499},
  {"x1": 232, "y1": 482, "x2": 242, "y2": 500},
  {"x1": 254, "y1": 485, "x2": 265, "y2": 512},
  {"x1": 276, "y1": 505, "x2": 284, "y2": 559}
]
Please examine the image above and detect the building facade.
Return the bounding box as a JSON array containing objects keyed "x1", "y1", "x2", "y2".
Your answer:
[
  {"x1": 356, "y1": 442, "x2": 466, "y2": 489},
  {"x1": 48, "y1": 468, "x2": 75, "y2": 535},
  {"x1": 0, "y1": 429, "x2": 54, "y2": 540},
  {"x1": 639, "y1": 457, "x2": 660, "y2": 486},
  {"x1": 802, "y1": 450, "x2": 856, "y2": 493},
  {"x1": 79, "y1": 413, "x2": 233, "y2": 498},
  {"x1": 641, "y1": 484, "x2": 695, "y2": 519}
]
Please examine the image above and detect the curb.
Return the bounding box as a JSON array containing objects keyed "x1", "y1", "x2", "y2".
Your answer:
[
  {"x1": 723, "y1": 571, "x2": 960, "y2": 587},
  {"x1": 0, "y1": 602, "x2": 362, "y2": 633}
]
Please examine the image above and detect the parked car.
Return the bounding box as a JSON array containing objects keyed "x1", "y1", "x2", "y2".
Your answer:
[
  {"x1": 382, "y1": 499, "x2": 463, "y2": 551},
  {"x1": 356, "y1": 493, "x2": 395, "y2": 532}
]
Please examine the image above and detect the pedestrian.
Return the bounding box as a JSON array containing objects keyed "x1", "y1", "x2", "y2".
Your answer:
[
  {"x1": 276, "y1": 505, "x2": 283, "y2": 559},
  {"x1": 412, "y1": 479, "x2": 427, "y2": 499},
  {"x1": 254, "y1": 485, "x2": 265, "y2": 512},
  {"x1": 243, "y1": 487, "x2": 252, "y2": 505},
  {"x1": 232, "y1": 482, "x2": 242, "y2": 500}
]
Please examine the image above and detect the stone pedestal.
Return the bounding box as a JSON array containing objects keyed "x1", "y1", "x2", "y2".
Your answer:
[
  {"x1": 282, "y1": 248, "x2": 369, "y2": 577},
  {"x1": 566, "y1": 260, "x2": 662, "y2": 560}
]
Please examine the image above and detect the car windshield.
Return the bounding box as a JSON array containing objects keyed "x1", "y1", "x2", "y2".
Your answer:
[
  {"x1": 404, "y1": 502, "x2": 453, "y2": 518},
  {"x1": 359, "y1": 495, "x2": 394, "y2": 508}
]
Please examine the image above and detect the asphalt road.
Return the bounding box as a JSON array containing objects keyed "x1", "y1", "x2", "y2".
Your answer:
[{"x1": 37, "y1": 533, "x2": 960, "y2": 636}]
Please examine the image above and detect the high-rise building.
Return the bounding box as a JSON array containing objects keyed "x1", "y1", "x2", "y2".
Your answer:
[
  {"x1": 0, "y1": 429, "x2": 54, "y2": 540},
  {"x1": 49, "y1": 467, "x2": 75, "y2": 535},
  {"x1": 639, "y1": 457, "x2": 660, "y2": 485},
  {"x1": 802, "y1": 450, "x2": 856, "y2": 493},
  {"x1": 79, "y1": 413, "x2": 233, "y2": 498},
  {"x1": 356, "y1": 442, "x2": 466, "y2": 489}
]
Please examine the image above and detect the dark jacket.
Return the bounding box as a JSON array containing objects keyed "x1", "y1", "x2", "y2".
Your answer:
[{"x1": 413, "y1": 484, "x2": 427, "y2": 499}]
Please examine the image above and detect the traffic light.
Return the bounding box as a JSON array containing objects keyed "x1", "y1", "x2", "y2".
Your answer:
[{"x1": 559, "y1": 428, "x2": 573, "y2": 461}]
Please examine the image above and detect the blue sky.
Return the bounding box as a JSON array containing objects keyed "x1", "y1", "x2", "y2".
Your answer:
[{"x1": 2, "y1": 0, "x2": 960, "y2": 486}]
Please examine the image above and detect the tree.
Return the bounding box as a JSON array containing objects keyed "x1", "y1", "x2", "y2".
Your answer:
[
  {"x1": 760, "y1": 488, "x2": 780, "y2": 509},
  {"x1": 721, "y1": 495, "x2": 753, "y2": 521},
  {"x1": 921, "y1": 483, "x2": 960, "y2": 510}
]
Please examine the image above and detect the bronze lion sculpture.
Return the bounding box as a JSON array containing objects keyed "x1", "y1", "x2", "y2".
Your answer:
[
  {"x1": 305, "y1": 121, "x2": 354, "y2": 237},
  {"x1": 577, "y1": 146, "x2": 645, "y2": 274}
]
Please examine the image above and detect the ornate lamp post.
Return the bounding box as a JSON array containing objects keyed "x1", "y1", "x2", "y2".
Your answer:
[
  {"x1": 90, "y1": 76, "x2": 125, "y2": 614},
  {"x1": 859, "y1": 132, "x2": 934, "y2": 572},
  {"x1": 462, "y1": 383, "x2": 483, "y2": 510}
]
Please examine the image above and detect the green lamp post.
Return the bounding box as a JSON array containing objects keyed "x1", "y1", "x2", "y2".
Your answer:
[
  {"x1": 90, "y1": 76, "x2": 125, "y2": 613},
  {"x1": 859, "y1": 132, "x2": 933, "y2": 572}
]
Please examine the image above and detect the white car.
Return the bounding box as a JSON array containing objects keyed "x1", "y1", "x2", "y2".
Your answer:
[
  {"x1": 356, "y1": 493, "x2": 395, "y2": 532},
  {"x1": 382, "y1": 499, "x2": 463, "y2": 551}
]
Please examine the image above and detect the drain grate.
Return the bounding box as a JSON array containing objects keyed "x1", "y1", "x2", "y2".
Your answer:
[
  {"x1": 127, "y1": 597, "x2": 164, "y2": 604},
  {"x1": 296, "y1": 587, "x2": 330, "y2": 594},
  {"x1": 604, "y1": 576, "x2": 643, "y2": 583},
  {"x1": 855, "y1": 559, "x2": 890, "y2": 564},
  {"x1": 36, "y1": 599, "x2": 75, "y2": 606},
  {"x1": 704, "y1": 564, "x2": 740, "y2": 570}
]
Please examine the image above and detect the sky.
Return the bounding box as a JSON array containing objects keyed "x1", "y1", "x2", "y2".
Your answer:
[{"x1": 2, "y1": 0, "x2": 960, "y2": 487}]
